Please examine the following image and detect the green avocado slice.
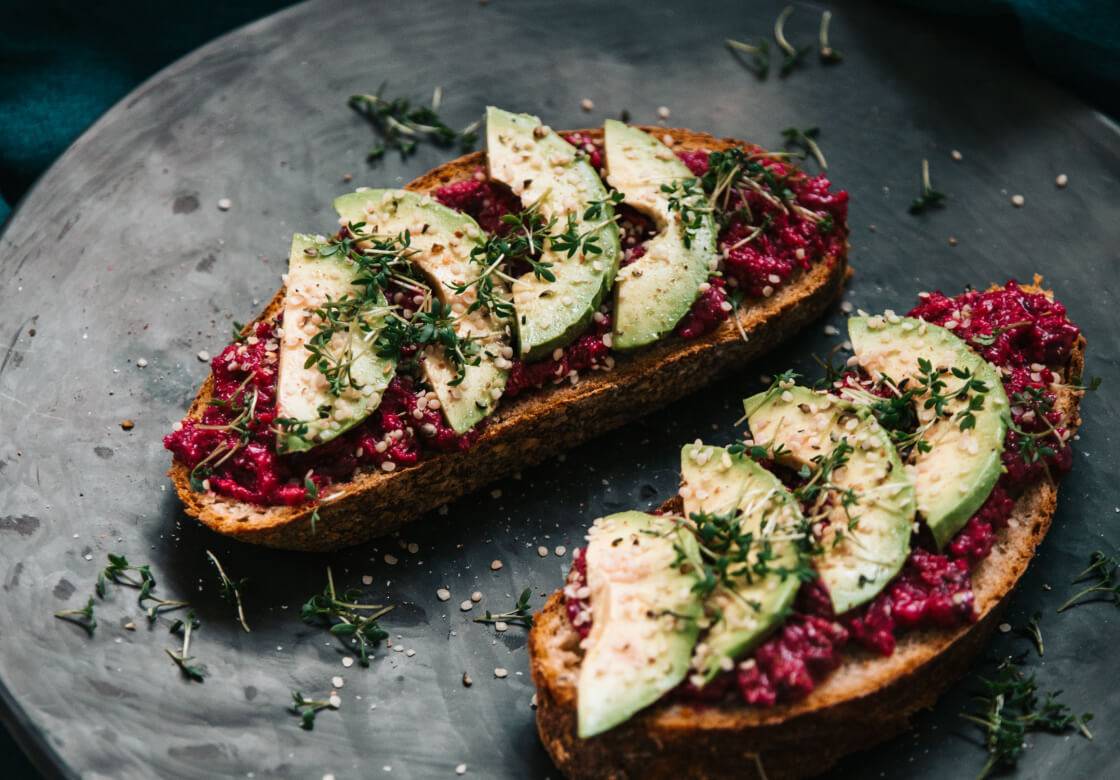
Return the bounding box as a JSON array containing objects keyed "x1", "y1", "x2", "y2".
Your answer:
[
  {"x1": 276, "y1": 233, "x2": 395, "y2": 453},
  {"x1": 679, "y1": 443, "x2": 806, "y2": 681},
  {"x1": 486, "y1": 107, "x2": 621, "y2": 360},
  {"x1": 847, "y1": 314, "x2": 1010, "y2": 548},
  {"x1": 744, "y1": 384, "x2": 916, "y2": 614},
  {"x1": 578, "y1": 511, "x2": 701, "y2": 738},
  {"x1": 333, "y1": 189, "x2": 509, "y2": 434},
  {"x1": 604, "y1": 120, "x2": 717, "y2": 350}
]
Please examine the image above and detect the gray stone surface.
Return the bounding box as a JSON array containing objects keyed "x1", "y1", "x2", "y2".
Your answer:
[{"x1": 0, "y1": 0, "x2": 1117, "y2": 777}]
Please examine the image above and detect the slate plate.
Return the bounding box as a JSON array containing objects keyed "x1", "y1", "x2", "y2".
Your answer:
[{"x1": 1, "y1": 0, "x2": 1118, "y2": 778}]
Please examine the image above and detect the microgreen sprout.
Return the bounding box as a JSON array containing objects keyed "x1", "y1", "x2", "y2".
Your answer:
[
  {"x1": 473, "y1": 587, "x2": 534, "y2": 629},
  {"x1": 780, "y1": 127, "x2": 827, "y2": 170},
  {"x1": 909, "y1": 159, "x2": 946, "y2": 214},
  {"x1": 54, "y1": 597, "x2": 97, "y2": 638},
  {"x1": 348, "y1": 86, "x2": 479, "y2": 162},
  {"x1": 301, "y1": 567, "x2": 393, "y2": 666},
  {"x1": 205, "y1": 549, "x2": 250, "y2": 633}
]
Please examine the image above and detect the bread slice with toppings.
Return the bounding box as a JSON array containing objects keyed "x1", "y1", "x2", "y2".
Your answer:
[
  {"x1": 528, "y1": 288, "x2": 1086, "y2": 780},
  {"x1": 168, "y1": 126, "x2": 849, "y2": 552}
]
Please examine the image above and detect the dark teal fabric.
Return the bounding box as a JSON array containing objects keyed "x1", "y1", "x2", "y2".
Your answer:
[
  {"x1": 0, "y1": 0, "x2": 299, "y2": 226},
  {"x1": 1, "y1": 0, "x2": 1118, "y2": 227}
]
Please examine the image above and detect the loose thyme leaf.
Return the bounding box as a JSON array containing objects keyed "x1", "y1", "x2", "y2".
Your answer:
[
  {"x1": 960, "y1": 657, "x2": 1092, "y2": 778},
  {"x1": 348, "y1": 86, "x2": 479, "y2": 162},
  {"x1": 166, "y1": 611, "x2": 206, "y2": 682},
  {"x1": 818, "y1": 10, "x2": 843, "y2": 63},
  {"x1": 1016, "y1": 611, "x2": 1044, "y2": 656},
  {"x1": 726, "y1": 38, "x2": 771, "y2": 79},
  {"x1": 205, "y1": 549, "x2": 250, "y2": 633},
  {"x1": 1057, "y1": 550, "x2": 1120, "y2": 612},
  {"x1": 301, "y1": 567, "x2": 393, "y2": 666},
  {"x1": 774, "y1": 6, "x2": 811, "y2": 76},
  {"x1": 909, "y1": 159, "x2": 946, "y2": 214},
  {"x1": 473, "y1": 587, "x2": 534, "y2": 628},
  {"x1": 780, "y1": 127, "x2": 827, "y2": 170},
  {"x1": 54, "y1": 597, "x2": 97, "y2": 638},
  {"x1": 289, "y1": 689, "x2": 338, "y2": 730}
]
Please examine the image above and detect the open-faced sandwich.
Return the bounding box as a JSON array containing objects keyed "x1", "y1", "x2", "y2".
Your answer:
[
  {"x1": 164, "y1": 108, "x2": 850, "y2": 550},
  {"x1": 529, "y1": 280, "x2": 1087, "y2": 779}
]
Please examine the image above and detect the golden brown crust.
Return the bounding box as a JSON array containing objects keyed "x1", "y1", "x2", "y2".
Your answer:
[
  {"x1": 168, "y1": 127, "x2": 849, "y2": 551},
  {"x1": 528, "y1": 303, "x2": 1086, "y2": 779}
]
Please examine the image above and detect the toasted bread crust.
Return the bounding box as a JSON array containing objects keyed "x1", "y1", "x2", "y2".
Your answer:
[
  {"x1": 529, "y1": 322, "x2": 1086, "y2": 779},
  {"x1": 168, "y1": 127, "x2": 849, "y2": 551}
]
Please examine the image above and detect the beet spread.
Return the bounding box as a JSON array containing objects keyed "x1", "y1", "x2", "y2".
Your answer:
[
  {"x1": 433, "y1": 141, "x2": 848, "y2": 396},
  {"x1": 563, "y1": 281, "x2": 1081, "y2": 708},
  {"x1": 169, "y1": 133, "x2": 849, "y2": 507},
  {"x1": 164, "y1": 320, "x2": 473, "y2": 506}
]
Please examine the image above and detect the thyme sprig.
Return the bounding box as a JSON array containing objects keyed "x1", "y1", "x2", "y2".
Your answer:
[
  {"x1": 166, "y1": 612, "x2": 206, "y2": 682},
  {"x1": 781, "y1": 127, "x2": 827, "y2": 170},
  {"x1": 818, "y1": 10, "x2": 843, "y2": 63},
  {"x1": 301, "y1": 567, "x2": 393, "y2": 666},
  {"x1": 54, "y1": 597, "x2": 97, "y2": 638},
  {"x1": 661, "y1": 178, "x2": 711, "y2": 248},
  {"x1": 909, "y1": 158, "x2": 946, "y2": 214},
  {"x1": 473, "y1": 587, "x2": 534, "y2": 628},
  {"x1": 205, "y1": 549, "x2": 250, "y2": 633},
  {"x1": 674, "y1": 508, "x2": 815, "y2": 615},
  {"x1": 725, "y1": 38, "x2": 771, "y2": 78},
  {"x1": 348, "y1": 86, "x2": 479, "y2": 162},
  {"x1": 917, "y1": 358, "x2": 990, "y2": 432},
  {"x1": 960, "y1": 657, "x2": 1092, "y2": 779},
  {"x1": 289, "y1": 690, "x2": 338, "y2": 730},
  {"x1": 188, "y1": 376, "x2": 260, "y2": 491},
  {"x1": 774, "y1": 6, "x2": 811, "y2": 76},
  {"x1": 97, "y1": 553, "x2": 155, "y2": 599},
  {"x1": 1016, "y1": 612, "x2": 1044, "y2": 656},
  {"x1": 1057, "y1": 551, "x2": 1120, "y2": 612}
]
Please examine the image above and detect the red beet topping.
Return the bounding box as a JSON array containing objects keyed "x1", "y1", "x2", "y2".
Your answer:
[
  {"x1": 164, "y1": 320, "x2": 474, "y2": 506},
  {"x1": 432, "y1": 169, "x2": 522, "y2": 234},
  {"x1": 559, "y1": 131, "x2": 604, "y2": 171},
  {"x1": 564, "y1": 547, "x2": 592, "y2": 639},
  {"x1": 676, "y1": 277, "x2": 730, "y2": 339},
  {"x1": 504, "y1": 313, "x2": 613, "y2": 398},
  {"x1": 736, "y1": 616, "x2": 849, "y2": 706},
  {"x1": 563, "y1": 282, "x2": 1081, "y2": 709}
]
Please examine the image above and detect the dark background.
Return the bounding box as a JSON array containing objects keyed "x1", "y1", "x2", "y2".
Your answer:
[{"x1": 0, "y1": 0, "x2": 1117, "y2": 777}]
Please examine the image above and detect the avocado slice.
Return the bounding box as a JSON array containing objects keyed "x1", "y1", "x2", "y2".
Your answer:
[
  {"x1": 578, "y1": 510, "x2": 701, "y2": 738},
  {"x1": 486, "y1": 107, "x2": 621, "y2": 360},
  {"x1": 847, "y1": 315, "x2": 1010, "y2": 548},
  {"x1": 744, "y1": 384, "x2": 916, "y2": 614},
  {"x1": 333, "y1": 189, "x2": 509, "y2": 434},
  {"x1": 276, "y1": 233, "x2": 396, "y2": 453},
  {"x1": 604, "y1": 120, "x2": 717, "y2": 350},
  {"x1": 679, "y1": 443, "x2": 806, "y2": 681}
]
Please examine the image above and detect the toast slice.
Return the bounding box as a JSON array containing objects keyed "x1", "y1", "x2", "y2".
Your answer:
[
  {"x1": 528, "y1": 301, "x2": 1086, "y2": 780},
  {"x1": 168, "y1": 127, "x2": 849, "y2": 552}
]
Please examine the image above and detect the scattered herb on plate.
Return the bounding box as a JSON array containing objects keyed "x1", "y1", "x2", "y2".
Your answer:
[
  {"x1": 473, "y1": 587, "x2": 534, "y2": 629},
  {"x1": 348, "y1": 85, "x2": 479, "y2": 162},
  {"x1": 725, "y1": 38, "x2": 770, "y2": 78},
  {"x1": 909, "y1": 158, "x2": 946, "y2": 214},
  {"x1": 1016, "y1": 611, "x2": 1044, "y2": 656},
  {"x1": 1057, "y1": 550, "x2": 1119, "y2": 612},
  {"x1": 301, "y1": 567, "x2": 393, "y2": 666},
  {"x1": 289, "y1": 690, "x2": 338, "y2": 730},
  {"x1": 818, "y1": 10, "x2": 842, "y2": 63},
  {"x1": 54, "y1": 597, "x2": 97, "y2": 638},
  {"x1": 205, "y1": 549, "x2": 250, "y2": 633},
  {"x1": 166, "y1": 612, "x2": 206, "y2": 682},
  {"x1": 774, "y1": 6, "x2": 811, "y2": 76},
  {"x1": 960, "y1": 657, "x2": 1092, "y2": 779},
  {"x1": 780, "y1": 126, "x2": 827, "y2": 170}
]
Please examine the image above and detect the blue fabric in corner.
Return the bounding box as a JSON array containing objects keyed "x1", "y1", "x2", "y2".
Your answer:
[{"x1": 0, "y1": 0, "x2": 299, "y2": 225}]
